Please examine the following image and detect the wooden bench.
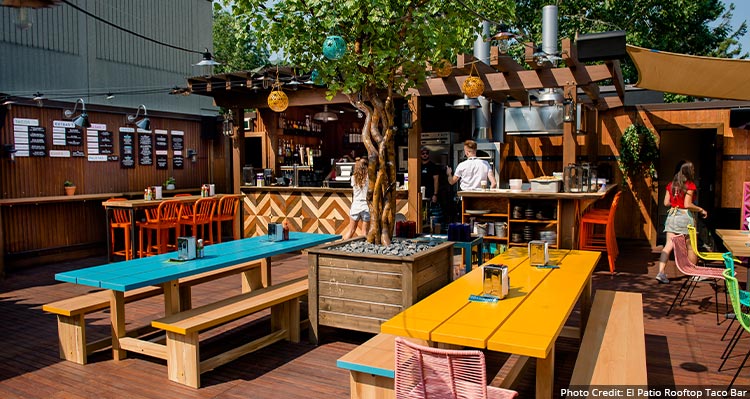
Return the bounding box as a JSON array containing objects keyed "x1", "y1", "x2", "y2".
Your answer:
[
  {"x1": 569, "y1": 290, "x2": 647, "y2": 388},
  {"x1": 42, "y1": 261, "x2": 265, "y2": 364},
  {"x1": 336, "y1": 333, "x2": 427, "y2": 399},
  {"x1": 151, "y1": 276, "x2": 309, "y2": 388}
]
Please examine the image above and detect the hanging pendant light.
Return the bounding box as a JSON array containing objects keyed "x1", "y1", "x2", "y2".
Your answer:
[
  {"x1": 452, "y1": 95, "x2": 481, "y2": 110},
  {"x1": 267, "y1": 67, "x2": 288, "y2": 112},
  {"x1": 432, "y1": 58, "x2": 452, "y2": 78},
  {"x1": 461, "y1": 63, "x2": 484, "y2": 98},
  {"x1": 313, "y1": 105, "x2": 338, "y2": 122}
]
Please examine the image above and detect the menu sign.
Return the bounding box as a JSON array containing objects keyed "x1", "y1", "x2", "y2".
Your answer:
[
  {"x1": 138, "y1": 130, "x2": 153, "y2": 166},
  {"x1": 171, "y1": 130, "x2": 184, "y2": 169},
  {"x1": 66, "y1": 127, "x2": 83, "y2": 146},
  {"x1": 12, "y1": 118, "x2": 38, "y2": 157},
  {"x1": 98, "y1": 131, "x2": 114, "y2": 155},
  {"x1": 119, "y1": 127, "x2": 135, "y2": 168},
  {"x1": 28, "y1": 126, "x2": 47, "y2": 157},
  {"x1": 154, "y1": 129, "x2": 168, "y2": 170}
]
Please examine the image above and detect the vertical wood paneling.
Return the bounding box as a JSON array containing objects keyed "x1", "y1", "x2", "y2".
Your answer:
[{"x1": 1, "y1": 104, "x2": 217, "y2": 198}]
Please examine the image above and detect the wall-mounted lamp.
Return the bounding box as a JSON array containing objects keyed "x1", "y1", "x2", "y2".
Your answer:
[
  {"x1": 187, "y1": 149, "x2": 198, "y2": 163},
  {"x1": 33, "y1": 92, "x2": 44, "y2": 107},
  {"x1": 63, "y1": 98, "x2": 91, "y2": 128},
  {"x1": 222, "y1": 110, "x2": 235, "y2": 138},
  {"x1": 127, "y1": 104, "x2": 150, "y2": 130},
  {"x1": 2, "y1": 144, "x2": 17, "y2": 162},
  {"x1": 401, "y1": 103, "x2": 412, "y2": 130},
  {"x1": 563, "y1": 99, "x2": 575, "y2": 122}
]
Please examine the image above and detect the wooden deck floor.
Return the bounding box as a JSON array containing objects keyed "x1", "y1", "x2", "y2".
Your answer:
[{"x1": 1, "y1": 240, "x2": 749, "y2": 398}]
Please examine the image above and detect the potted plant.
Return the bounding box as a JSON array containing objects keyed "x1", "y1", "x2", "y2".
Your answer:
[
  {"x1": 618, "y1": 123, "x2": 659, "y2": 186},
  {"x1": 64, "y1": 180, "x2": 76, "y2": 196},
  {"x1": 164, "y1": 177, "x2": 176, "y2": 190}
]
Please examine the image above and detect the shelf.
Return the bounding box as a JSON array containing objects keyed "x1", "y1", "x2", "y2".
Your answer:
[
  {"x1": 509, "y1": 219, "x2": 557, "y2": 224},
  {"x1": 280, "y1": 128, "x2": 322, "y2": 137},
  {"x1": 463, "y1": 213, "x2": 507, "y2": 218},
  {"x1": 509, "y1": 242, "x2": 558, "y2": 248},
  {"x1": 479, "y1": 236, "x2": 508, "y2": 241}
]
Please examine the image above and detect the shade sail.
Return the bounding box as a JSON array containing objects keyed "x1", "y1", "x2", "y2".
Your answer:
[{"x1": 627, "y1": 45, "x2": 750, "y2": 101}]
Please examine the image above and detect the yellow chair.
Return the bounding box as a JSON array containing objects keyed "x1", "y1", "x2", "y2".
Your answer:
[{"x1": 687, "y1": 224, "x2": 741, "y2": 264}]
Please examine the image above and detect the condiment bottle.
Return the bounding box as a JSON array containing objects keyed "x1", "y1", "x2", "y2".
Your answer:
[{"x1": 196, "y1": 239, "x2": 204, "y2": 258}]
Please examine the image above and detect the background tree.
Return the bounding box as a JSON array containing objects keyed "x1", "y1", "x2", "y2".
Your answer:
[
  {"x1": 221, "y1": 0, "x2": 514, "y2": 244},
  {"x1": 511, "y1": 0, "x2": 746, "y2": 97},
  {"x1": 212, "y1": 8, "x2": 268, "y2": 74}
]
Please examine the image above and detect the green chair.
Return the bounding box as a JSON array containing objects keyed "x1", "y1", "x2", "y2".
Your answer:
[
  {"x1": 719, "y1": 268, "x2": 750, "y2": 390},
  {"x1": 687, "y1": 224, "x2": 741, "y2": 264}
]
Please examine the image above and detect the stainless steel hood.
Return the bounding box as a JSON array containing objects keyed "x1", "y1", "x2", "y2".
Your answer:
[{"x1": 504, "y1": 105, "x2": 563, "y2": 135}]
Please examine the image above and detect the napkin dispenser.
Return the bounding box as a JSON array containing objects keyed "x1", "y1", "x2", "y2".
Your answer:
[
  {"x1": 528, "y1": 240, "x2": 549, "y2": 266},
  {"x1": 483, "y1": 264, "x2": 509, "y2": 299},
  {"x1": 268, "y1": 223, "x2": 284, "y2": 242},
  {"x1": 177, "y1": 237, "x2": 197, "y2": 260}
]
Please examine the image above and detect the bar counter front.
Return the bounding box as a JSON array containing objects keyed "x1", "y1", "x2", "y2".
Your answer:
[{"x1": 240, "y1": 185, "x2": 410, "y2": 237}]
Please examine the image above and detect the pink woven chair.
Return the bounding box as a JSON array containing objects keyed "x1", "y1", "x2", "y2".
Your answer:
[
  {"x1": 394, "y1": 337, "x2": 518, "y2": 399},
  {"x1": 666, "y1": 235, "x2": 725, "y2": 323}
]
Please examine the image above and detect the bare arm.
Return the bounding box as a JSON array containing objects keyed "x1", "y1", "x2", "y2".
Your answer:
[
  {"x1": 663, "y1": 190, "x2": 671, "y2": 207},
  {"x1": 446, "y1": 166, "x2": 458, "y2": 185},
  {"x1": 684, "y1": 190, "x2": 707, "y2": 218},
  {"x1": 488, "y1": 169, "x2": 497, "y2": 188},
  {"x1": 432, "y1": 174, "x2": 439, "y2": 201}
]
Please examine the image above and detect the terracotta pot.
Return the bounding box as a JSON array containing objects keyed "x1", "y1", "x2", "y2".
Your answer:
[{"x1": 64, "y1": 186, "x2": 76, "y2": 196}]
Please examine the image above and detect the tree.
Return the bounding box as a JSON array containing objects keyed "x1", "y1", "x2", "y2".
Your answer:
[
  {"x1": 511, "y1": 0, "x2": 747, "y2": 86},
  {"x1": 222, "y1": 0, "x2": 514, "y2": 245},
  {"x1": 212, "y1": 8, "x2": 268, "y2": 74}
]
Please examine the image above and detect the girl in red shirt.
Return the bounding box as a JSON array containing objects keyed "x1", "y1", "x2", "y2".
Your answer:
[{"x1": 656, "y1": 161, "x2": 707, "y2": 284}]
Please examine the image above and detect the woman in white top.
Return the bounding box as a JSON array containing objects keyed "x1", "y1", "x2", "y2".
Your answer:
[
  {"x1": 343, "y1": 158, "x2": 370, "y2": 240},
  {"x1": 446, "y1": 140, "x2": 496, "y2": 191}
]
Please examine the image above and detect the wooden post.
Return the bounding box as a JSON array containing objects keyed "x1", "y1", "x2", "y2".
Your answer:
[{"x1": 407, "y1": 96, "x2": 421, "y2": 222}]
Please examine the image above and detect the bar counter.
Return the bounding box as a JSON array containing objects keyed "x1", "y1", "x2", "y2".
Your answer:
[
  {"x1": 457, "y1": 185, "x2": 617, "y2": 249},
  {"x1": 240, "y1": 185, "x2": 410, "y2": 237}
]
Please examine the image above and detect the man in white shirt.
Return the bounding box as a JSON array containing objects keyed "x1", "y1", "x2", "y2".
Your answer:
[{"x1": 446, "y1": 140, "x2": 496, "y2": 191}]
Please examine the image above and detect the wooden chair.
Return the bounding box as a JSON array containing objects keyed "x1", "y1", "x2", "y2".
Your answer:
[
  {"x1": 394, "y1": 337, "x2": 518, "y2": 399},
  {"x1": 212, "y1": 195, "x2": 242, "y2": 243},
  {"x1": 179, "y1": 197, "x2": 217, "y2": 243},
  {"x1": 105, "y1": 198, "x2": 132, "y2": 260},
  {"x1": 578, "y1": 191, "x2": 621, "y2": 274},
  {"x1": 138, "y1": 200, "x2": 181, "y2": 257}
]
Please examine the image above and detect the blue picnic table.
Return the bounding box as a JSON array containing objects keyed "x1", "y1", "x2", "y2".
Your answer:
[{"x1": 55, "y1": 232, "x2": 339, "y2": 360}]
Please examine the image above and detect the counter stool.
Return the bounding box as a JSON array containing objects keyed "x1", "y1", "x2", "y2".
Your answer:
[
  {"x1": 212, "y1": 195, "x2": 242, "y2": 243},
  {"x1": 139, "y1": 199, "x2": 181, "y2": 257},
  {"x1": 105, "y1": 198, "x2": 133, "y2": 260},
  {"x1": 452, "y1": 236, "x2": 483, "y2": 277},
  {"x1": 578, "y1": 191, "x2": 621, "y2": 274},
  {"x1": 179, "y1": 197, "x2": 217, "y2": 243}
]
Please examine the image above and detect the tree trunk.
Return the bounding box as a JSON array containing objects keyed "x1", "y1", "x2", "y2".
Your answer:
[{"x1": 353, "y1": 91, "x2": 396, "y2": 245}]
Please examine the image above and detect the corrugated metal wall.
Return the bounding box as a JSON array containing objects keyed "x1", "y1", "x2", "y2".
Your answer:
[{"x1": 0, "y1": 0, "x2": 216, "y2": 116}]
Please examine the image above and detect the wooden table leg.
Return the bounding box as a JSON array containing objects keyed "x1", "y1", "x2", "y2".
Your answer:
[
  {"x1": 536, "y1": 346, "x2": 554, "y2": 399},
  {"x1": 261, "y1": 256, "x2": 272, "y2": 287},
  {"x1": 579, "y1": 276, "x2": 593, "y2": 338},
  {"x1": 110, "y1": 290, "x2": 126, "y2": 361},
  {"x1": 163, "y1": 280, "x2": 180, "y2": 316}
]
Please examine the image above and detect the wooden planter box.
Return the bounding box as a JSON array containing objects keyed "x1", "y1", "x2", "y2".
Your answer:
[{"x1": 306, "y1": 239, "x2": 453, "y2": 343}]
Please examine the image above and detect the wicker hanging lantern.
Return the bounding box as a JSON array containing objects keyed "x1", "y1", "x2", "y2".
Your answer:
[
  {"x1": 433, "y1": 59, "x2": 452, "y2": 78},
  {"x1": 322, "y1": 35, "x2": 347, "y2": 60},
  {"x1": 267, "y1": 67, "x2": 288, "y2": 112},
  {"x1": 461, "y1": 63, "x2": 484, "y2": 98}
]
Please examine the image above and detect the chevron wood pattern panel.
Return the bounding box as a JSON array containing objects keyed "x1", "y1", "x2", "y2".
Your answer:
[{"x1": 241, "y1": 190, "x2": 410, "y2": 237}]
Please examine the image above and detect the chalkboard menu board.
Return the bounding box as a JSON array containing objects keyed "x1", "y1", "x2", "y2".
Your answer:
[
  {"x1": 154, "y1": 129, "x2": 168, "y2": 170},
  {"x1": 138, "y1": 131, "x2": 153, "y2": 166},
  {"x1": 29, "y1": 126, "x2": 47, "y2": 157},
  {"x1": 66, "y1": 127, "x2": 83, "y2": 146},
  {"x1": 171, "y1": 130, "x2": 184, "y2": 169},
  {"x1": 119, "y1": 127, "x2": 135, "y2": 168},
  {"x1": 98, "y1": 131, "x2": 114, "y2": 155}
]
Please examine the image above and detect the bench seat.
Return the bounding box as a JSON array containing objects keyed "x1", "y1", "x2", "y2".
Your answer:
[
  {"x1": 569, "y1": 290, "x2": 647, "y2": 387},
  {"x1": 43, "y1": 260, "x2": 263, "y2": 364},
  {"x1": 337, "y1": 333, "x2": 427, "y2": 399},
  {"x1": 151, "y1": 277, "x2": 309, "y2": 388}
]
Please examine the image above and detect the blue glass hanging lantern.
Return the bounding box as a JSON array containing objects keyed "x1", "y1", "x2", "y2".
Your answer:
[
  {"x1": 322, "y1": 36, "x2": 347, "y2": 60},
  {"x1": 311, "y1": 69, "x2": 321, "y2": 84}
]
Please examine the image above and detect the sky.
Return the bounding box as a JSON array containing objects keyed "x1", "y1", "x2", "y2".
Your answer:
[{"x1": 723, "y1": 1, "x2": 750, "y2": 56}]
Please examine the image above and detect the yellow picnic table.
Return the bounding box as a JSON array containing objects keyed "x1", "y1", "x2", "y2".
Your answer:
[{"x1": 380, "y1": 246, "x2": 601, "y2": 399}]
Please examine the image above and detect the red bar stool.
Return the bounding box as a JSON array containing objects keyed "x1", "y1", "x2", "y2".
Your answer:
[
  {"x1": 179, "y1": 197, "x2": 217, "y2": 243},
  {"x1": 211, "y1": 195, "x2": 242, "y2": 243},
  {"x1": 105, "y1": 198, "x2": 133, "y2": 260},
  {"x1": 578, "y1": 191, "x2": 621, "y2": 274},
  {"x1": 138, "y1": 200, "x2": 181, "y2": 257}
]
